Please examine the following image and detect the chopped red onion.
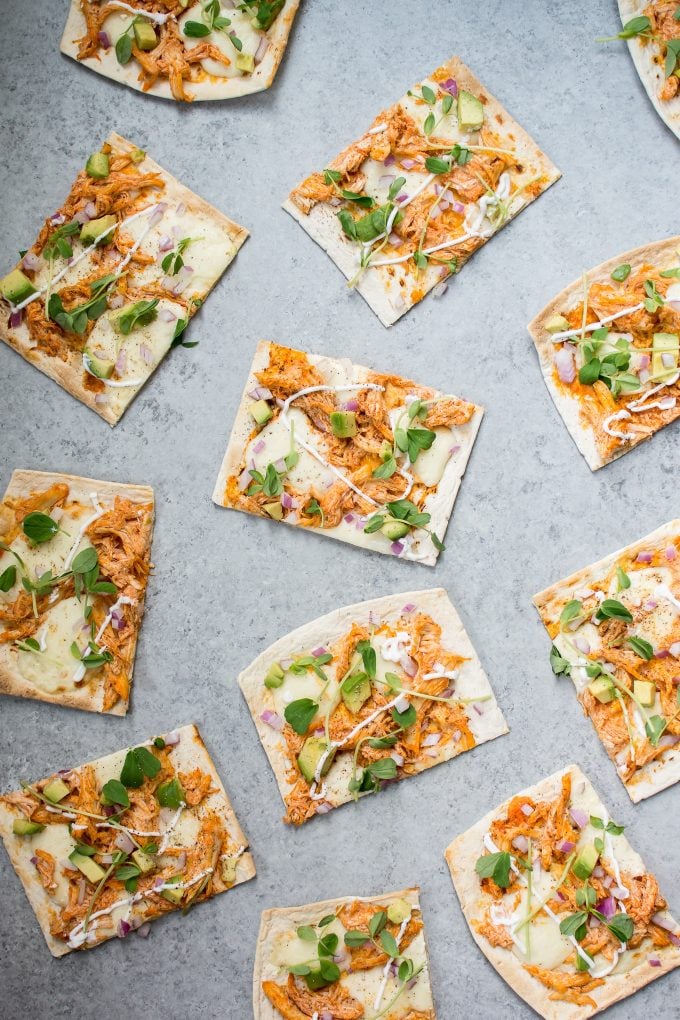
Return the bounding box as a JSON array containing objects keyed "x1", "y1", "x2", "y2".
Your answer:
[
  {"x1": 637, "y1": 353, "x2": 650, "y2": 370},
  {"x1": 665, "y1": 545, "x2": 677, "y2": 562},
  {"x1": 432, "y1": 281, "x2": 448, "y2": 299},
  {"x1": 473, "y1": 703, "x2": 484, "y2": 716},
  {"x1": 558, "y1": 840, "x2": 575, "y2": 853},
  {"x1": 644, "y1": 599, "x2": 658, "y2": 610},
  {"x1": 172, "y1": 265, "x2": 194, "y2": 295},
  {"x1": 117, "y1": 919, "x2": 131, "y2": 939},
  {"x1": 401, "y1": 158, "x2": 418, "y2": 170},
  {"x1": 253, "y1": 439, "x2": 266, "y2": 454},
  {"x1": 671, "y1": 932, "x2": 680, "y2": 947},
  {"x1": 603, "y1": 875, "x2": 613, "y2": 889},
  {"x1": 574, "y1": 636, "x2": 590, "y2": 654},
  {"x1": 344, "y1": 512, "x2": 355, "y2": 524},
  {"x1": 669, "y1": 642, "x2": 680, "y2": 657},
  {"x1": 343, "y1": 398, "x2": 358, "y2": 411},
  {"x1": 394, "y1": 694, "x2": 411, "y2": 714},
  {"x1": 636, "y1": 551, "x2": 653, "y2": 563},
  {"x1": 100, "y1": 853, "x2": 116, "y2": 865},
  {"x1": 379, "y1": 173, "x2": 396, "y2": 188},
  {"x1": 109, "y1": 293, "x2": 125, "y2": 309},
  {"x1": 401, "y1": 655, "x2": 417, "y2": 677},
  {"x1": 395, "y1": 192, "x2": 408, "y2": 203},
  {"x1": 174, "y1": 202, "x2": 185, "y2": 217},
  {"x1": 74, "y1": 208, "x2": 91, "y2": 225},
  {"x1": 281, "y1": 492, "x2": 297, "y2": 511},
  {"x1": 422, "y1": 732, "x2": 441, "y2": 747},
  {"x1": 593, "y1": 865, "x2": 604, "y2": 878},
  {"x1": 315, "y1": 802, "x2": 333, "y2": 814},
  {"x1": 50, "y1": 213, "x2": 66, "y2": 226},
  {"x1": 452, "y1": 200, "x2": 465, "y2": 213},
  {"x1": 159, "y1": 235, "x2": 173, "y2": 252},
  {"x1": 311, "y1": 646, "x2": 328, "y2": 658},
  {"x1": 512, "y1": 835, "x2": 529, "y2": 853},
  {"x1": 329, "y1": 196, "x2": 342, "y2": 207},
  {"x1": 452, "y1": 728, "x2": 461, "y2": 741},
  {"x1": 441, "y1": 77, "x2": 458, "y2": 96},
  {"x1": 103, "y1": 803, "x2": 118, "y2": 816},
  {"x1": 158, "y1": 308, "x2": 177, "y2": 323},
  {"x1": 139, "y1": 343, "x2": 153, "y2": 366},
  {"x1": 390, "y1": 752, "x2": 404, "y2": 766},
  {"x1": 165, "y1": 729, "x2": 181, "y2": 746},
  {"x1": 115, "y1": 349, "x2": 127, "y2": 374},
  {"x1": 84, "y1": 201, "x2": 97, "y2": 218},
  {"x1": 77, "y1": 878, "x2": 87, "y2": 905},
  {"x1": 22, "y1": 251, "x2": 43, "y2": 272},
  {"x1": 569, "y1": 807, "x2": 588, "y2": 829},
  {"x1": 658, "y1": 733, "x2": 680, "y2": 748},
  {"x1": 383, "y1": 154, "x2": 396, "y2": 167},
  {"x1": 249, "y1": 386, "x2": 273, "y2": 400},
  {"x1": 402, "y1": 603, "x2": 416, "y2": 613},
  {"x1": 238, "y1": 468, "x2": 252, "y2": 491},
  {"x1": 391, "y1": 541, "x2": 404, "y2": 556},
  {"x1": 611, "y1": 885, "x2": 628, "y2": 900},
  {"x1": 254, "y1": 35, "x2": 268, "y2": 64},
  {"x1": 260, "y1": 710, "x2": 284, "y2": 731},
  {"x1": 649, "y1": 957, "x2": 662, "y2": 967},
  {"x1": 136, "y1": 922, "x2": 151, "y2": 939},
  {"x1": 274, "y1": 457, "x2": 286, "y2": 472},
  {"x1": 149, "y1": 205, "x2": 166, "y2": 227},
  {"x1": 176, "y1": 851, "x2": 187, "y2": 870},
  {"x1": 520, "y1": 803, "x2": 533, "y2": 817},
  {"x1": 115, "y1": 831, "x2": 136, "y2": 854},
  {"x1": 98, "y1": 30, "x2": 111, "y2": 48},
  {"x1": 554, "y1": 345, "x2": 576, "y2": 384},
  {"x1": 655, "y1": 649, "x2": 669, "y2": 659},
  {"x1": 388, "y1": 231, "x2": 401, "y2": 246},
  {"x1": 661, "y1": 352, "x2": 676, "y2": 368},
  {"x1": 9, "y1": 309, "x2": 23, "y2": 328}
]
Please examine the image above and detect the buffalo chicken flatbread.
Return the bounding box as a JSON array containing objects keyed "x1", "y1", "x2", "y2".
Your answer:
[
  {"x1": 213, "y1": 341, "x2": 483, "y2": 565},
  {"x1": 600, "y1": 4, "x2": 680, "y2": 139},
  {"x1": 239, "y1": 588, "x2": 507, "y2": 825},
  {"x1": 533, "y1": 521, "x2": 680, "y2": 803},
  {"x1": 0, "y1": 724, "x2": 255, "y2": 957},
  {"x1": 284, "y1": 56, "x2": 560, "y2": 326},
  {"x1": 446, "y1": 764, "x2": 680, "y2": 1019},
  {"x1": 528, "y1": 237, "x2": 680, "y2": 469},
  {"x1": 0, "y1": 469, "x2": 154, "y2": 716},
  {"x1": 0, "y1": 131, "x2": 247, "y2": 425},
  {"x1": 61, "y1": 1, "x2": 300, "y2": 102},
  {"x1": 254, "y1": 887, "x2": 436, "y2": 1019}
]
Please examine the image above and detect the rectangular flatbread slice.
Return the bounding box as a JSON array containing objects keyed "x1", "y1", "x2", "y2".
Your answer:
[
  {"x1": 61, "y1": 1, "x2": 300, "y2": 102},
  {"x1": 445, "y1": 764, "x2": 680, "y2": 1020},
  {"x1": 0, "y1": 723, "x2": 255, "y2": 957},
  {"x1": 239, "y1": 588, "x2": 507, "y2": 825},
  {"x1": 0, "y1": 131, "x2": 247, "y2": 425},
  {"x1": 213, "y1": 340, "x2": 483, "y2": 566},
  {"x1": 528, "y1": 236, "x2": 680, "y2": 470},
  {"x1": 617, "y1": 2, "x2": 680, "y2": 140},
  {"x1": 532, "y1": 520, "x2": 680, "y2": 802},
  {"x1": 254, "y1": 887, "x2": 436, "y2": 1019},
  {"x1": 0, "y1": 469, "x2": 155, "y2": 716},
  {"x1": 284, "y1": 55, "x2": 560, "y2": 326}
]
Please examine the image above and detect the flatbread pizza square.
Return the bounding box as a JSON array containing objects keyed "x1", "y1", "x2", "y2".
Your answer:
[
  {"x1": 212, "y1": 340, "x2": 484, "y2": 566},
  {"x1": 445, "y1": 764, "x2": 680, "y2": 1020},
  {"x1": 532, "y1": 520, "x2": 680, "y2": 802},
  {"x1": 239, "y1": 588, "x2": 507, "y2": 825},
  {"x1": 61, "y1": 1, "x2": 300, "y2": 102},
  {"x1": 0, "y1": 131, "x2": 248, "y2": 425},
  {"x1": 254, "y1": 887, "x2": 436, "y2": 1019},
  {"x1": 0, "y1": 469, "x2": 155, "y2": 716},
  {"x1": 284, "y1": 55, "x2": 560, "y2": 326},
  {"x1": 528, "y1": 236, "x2": 680, "y2": 470},
  {"x1": 617, "y1": 2, "x2": 680, "y2": 140},
  {"x1": 0, "y1": 723, "x2": 255, "y2": 957}
]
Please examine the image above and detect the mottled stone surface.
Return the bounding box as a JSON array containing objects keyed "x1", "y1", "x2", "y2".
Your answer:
[{"x1": 1, "y1": 1, "x2": 678, "y2": 1017}]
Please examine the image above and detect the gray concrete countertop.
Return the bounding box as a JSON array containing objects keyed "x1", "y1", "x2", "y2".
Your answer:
[{"x1": 1, "y1": 1, "x2": 678, "y2": 1017}]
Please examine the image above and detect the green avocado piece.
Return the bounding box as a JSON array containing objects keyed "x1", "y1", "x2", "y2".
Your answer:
[
  {"x1": 381, "y1": 520, "x2": 409, "y2": 541},
  {"x1": 341, "y1": 672, "x2": 371, "y2": 714},
  {"x1": 132, "y1": 849, "x2": 156, "y2": 875},
  {"x1": 457, "y1": 89, "x2": 484, "y2": 131},
  {"x1": 12, "y1": 819, "x2": 46, "y2": 836},
  {"x1": 264, "y1": 662, "x2": 285, "y2": 689},
  {"x1": 69, "y1": 850, "x2": 106, "y2": 884},
  {"x1": 652, "y1": 332, "x2": 679, "y2": 382},
  {"x1": 221, "y1": 856, "x2": 238, "y2": 884},
  {"x1": 250, "y1": 399, "x2": 272, "y2": 425},
  {"x1": 633, "y1": 679, "x2": 656, "y2": 708},
  {"x1": 160, "y1": 878, "x2": 183, "y2": 904},
  {"x1": 297, "y1": 737, "x2": 335, "y2": 784},
  {"x1": 236, "y1": 52, "x2": 255, "y2": 73},
  {"x1": 263, "y1": 501, "x2": 283, "y2": 520},
  {"x1": 133, "y1": 21, "x2": 158, "y2": 50},
  {"x1": 79, "y1": 214, "x2": 117, "y2": 246},
  {"x1": 572, "y1": 844, "x2": 599, "y2": 881},
  {"x1": 1, "y1": 268, "x2": 37, "y2": 304},
  {"x1": 545, "y1": 314, "x2": 570, "y2": 334},
  {"x1": 85, "y1": 152, "x2": 110, "y2": 180},
  {"x1": 588, "y1": 677, "x2": 615, "y2": 704},
  {"x1": 44, "y1": 778, "x2": 70, "y2": 803},
  {"x1": 387, "y1": 898, "x2": 412, "y2": 924},
  {"x1": 330, "y1": 411, "x2": 357, "y2": 438},
  {"x1": 84, "y1": 349, "x2": 115, "y2": 379}
]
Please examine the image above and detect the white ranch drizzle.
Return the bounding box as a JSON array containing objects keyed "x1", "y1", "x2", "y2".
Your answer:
[
  {"x1": 313, "y1": 693, "x2": 405, "y2": 783},
  {"x1": 96, "y1": 821, "x2": 161, "y2": 837},
  {"x1": 601, "y1": 371, "x2": 680, "y2": 441},
  {"x1": 70, "y1": 594, "x2": 137, "y2": 685},
  {"x1": 373, "y1": 915, "x2": 410, "y2": 1009},
  {"x1": 63, "y1": 493, "x2": 106, "y2": 570},
  {"x1": 82, "y1": 364, "x2": 146, "y2": 388},
  {"x1": 368, "y1": 123, "x2": 387, "y2": 135},
  {"x1": 103, "y1": 1, "x2": 173, "y2": 23},
  {"x1": 549, "y1": 303, "x2": 645, "y2": 342},
  {"x1": 10, "y1": 204, "x2": 162, "y2": 313}
]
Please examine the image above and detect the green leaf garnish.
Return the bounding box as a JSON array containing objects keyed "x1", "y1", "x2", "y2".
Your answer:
[
  {"x1": 475, "y1": 851, "x2": 512, "y2": 889},
  {"x1": 284, "y1": 698, "x2": 318, "y2": 735}
]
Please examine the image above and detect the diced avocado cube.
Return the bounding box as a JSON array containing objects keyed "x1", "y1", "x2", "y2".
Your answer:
[
  {"x1": 1, "y1": 268, "x2": 37, "y2": 305},
  {"x1": 545, "y1": 314, "x2": 570, "y2": 334},
  {"x1": 341, "y1": 672, "x2": 372, "y2": 714},
  {"x1": 80, "y1": 214, "x2": 117, "y2": 246},
  {"x1": 85, "y1": 152, "x2": 110, "y2": 180},
  {"x1": 69, "y1": 850, "x2": 106, "y2": 884},
  {"x1": 133, "y1": 21, "x2": 158, "y2": 51},
  {"x1": 83, "y1": 349, "x2": 115, "y2": 380},
  {"x1": 161, "y1": 878, "x2": 183, "y2": 904},
  {"x1": 221, "y1": 856, "x2": 237, "y2": 884},
  {"x1": 297, "y1": 737, "x2": 335, "y2": 784},
  {"x1": 236, "y1": 52, "x2": 255, "y2": 73},
  {"x1": 572, "y1": 844, "x2": 599, "y2": 881},
  {"x1": 44, "y1": 778, "x2": 70, "y2": 803},
  {"x1": 12, "y1": 819, "x2": 46, "y2": 836},
  {"x1": 652, "y1": 332, "x2": 679, "y2": 382},
  {"x1": 132, "y1": 849, "x2": 156, "y2": 875},
  {"x1": 387, "y1": 898, "x2": 412, "y2": 925},
  {"x1": 633, "y1": 679, "x2": 656, "y2": 708},
  {"x1": 263, "y1": 501, "x2": 283, "y2": 520},
  {"x1": 457, "y1": 89, "x2": 484, "y2": 131},
  {"x1": 130, "y1": 148, "x2": 146, "y2": 164},
  {"x1": 588, "y1": 677, "x2": 615, "y2": 704},
  {"x1": 250, "y1": 399, "x2": 272, "y2": 425},
  {"x1": 264, "y1": 662, "x2": 285, "y2": 689},
  {"x1": 330, "y1": 411, "x2": 357, "y2": 438},
  {"x1": 381, "y1": 520, "x2": 409, "y2": 541}
]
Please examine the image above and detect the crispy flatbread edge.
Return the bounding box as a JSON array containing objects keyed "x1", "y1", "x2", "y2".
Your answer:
[
  {"x1": 238, "y1": 587, "x2": 508, "y2": 823},
  {"x1": 283, "y1": 55, "x2": 561, "y2": 327},
  {"x1": 527, "y1": 235, "x2": 680, "y2": 472},
  {"x1": 211, "y1": 339, "x2": 484, "y2": 567},
  {"x1": 60, "y1": 0, "x2": 300, "y2": 101},
  {"x1": 0, "y1": 131, "x2": 249, "y2": 427},
  {"x1": 253, "y1": 886, "x2": 430, "y2": 1020},
  {"x1": 531, "y1": 518, "x2": 680, "y2": 803},
  {"x1": 0, "y1": 468, "x2": 156, "y2": 716},
  {"x1": 0, "y1": 723, "x2": 255, "y2": 958},
  {"x1": 618, "y1": 0, "x2": 680, "y2": 140},
  {"x1": 444, "y1": 762, "x2": 680, "y2": 1020}
]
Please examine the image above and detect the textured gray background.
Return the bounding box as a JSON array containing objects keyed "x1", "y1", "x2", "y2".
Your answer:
[{"x1": 1, "y1": 1, "x2": 678, "y2": 1017}]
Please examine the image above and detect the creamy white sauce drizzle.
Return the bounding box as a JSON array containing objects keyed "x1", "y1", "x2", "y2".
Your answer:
[
  {"x1": 63, "y1": 493, "x2": 105, "y2": 570},
  {"x1": 549, "y1": 303, "x2": 645, "y2": 342},
  {"x1": 601, "y1": 371, "x2": 680, "y2": 441},
  {"x1": 94, "y1": 595, "x2": 136, "y2": 646},
  {"x1": 313, "y1": 694, "x2": 405, "y2": 783},
  {"x1": 95, "y1": 822, "x2": 161, "y2": 837},
  {"x1": 379, "y1": 632, "x2": 411, "y2": 662},
  {"x1": 105, "y1": 1, "x2": 173, "y2": 23},
  {"x1": 368, "y1": 123, "x2": 387, "y2": 135},
  {"x1": 373, "y1": 915, "x2": 410, "y2": 1009}
]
